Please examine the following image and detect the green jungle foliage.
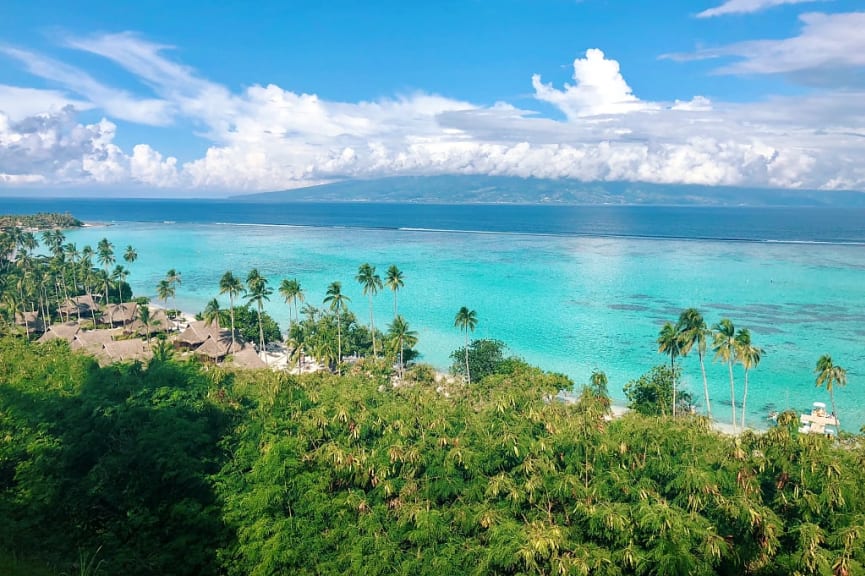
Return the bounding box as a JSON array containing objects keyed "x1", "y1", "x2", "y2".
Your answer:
[
  {"x1": 450, "y1": 338, "x2": 513, "y2": 381},
  {"x1": 286, "y1": 306, "x2": 393, "y2": 366},
  {"x1": 2, "y1": 337, "x2": 865, "y2": 576},
  {"x1": 232, "y1": 304, "x2": 283, "y2": 344},
  {"x1": 0, "y1": 212, "x2": 83, "y2": 230},
  {"x1": 624, "y1": 364, "x2": 693, "y2": 416},
  {"x1": 0, "y1": 337, "x2": 232, "y2": 576}
]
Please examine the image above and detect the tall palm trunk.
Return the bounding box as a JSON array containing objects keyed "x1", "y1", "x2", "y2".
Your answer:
[
  {"x1": 728, "y1": 360, "x2": 737, "y2": 430},
  {"x1": 103, "y1": 279, "x2": 110, "y2": 324},
  {"x1": 699, "y1": 351, "x2": 711, "y2": 416},
  {"x1": 18, "y1": 287, "x2": 29, "y2": 340},
  {"x1": 741, "y1": 369, "x2": 750, "y2": 429},
  {"x1": 61, "y1": 278, "x2": 70, "y2": 323},
  {"x1": 399, "y1": 335, "x2": 404, "y2": 379},
  {"x1": 228, "y1": 294, "x2": 237, "y2": 353},
  {"x1": 256, "y1": 299, "x2": 267, "y2": 366},
  {"x1": 829, "y1": 389, "x2": 840, "y2": 433},
  {"x1": 671, "y1": 357, "x2": 677, "y2": 418},
  {"x1": 368, "y1": 295, "x2": 376, "y2": 357},
  {"x1": 393, "y1": 292, "x2": 398, "y2": 320},
  {"x1": 334, "y1": 310, "x2": 342, "y2": 375},
  {"x1": 464, "y1": 332, "x2": 471, "y2": 385}
]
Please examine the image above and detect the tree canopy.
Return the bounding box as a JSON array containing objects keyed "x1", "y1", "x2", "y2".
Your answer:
[{"x1": 2, "y1": 336, "x2": 863, "y2": 576}]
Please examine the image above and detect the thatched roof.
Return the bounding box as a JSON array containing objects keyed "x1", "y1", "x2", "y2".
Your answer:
[
  {"x1": 71, "y1": 329, "x2": 118, "y2": 353},
  {"x1": 59, "y1": 294, "x2": 99, "y2": 315},
  {"x1": 227, "y1": 345, "x2": 267, "y2": 369},
  {"x1": 38, "y1": 322, "x2": 80, "y2": 343},
  {"x1": 176, "y1": 320, "x2": 221, "y2": 346},
  {"x1": 193, "y1": 336, "x2": 230, "y2": 360},
  {"x1": 101, "y1": 339, "x2": 152, "y2": 362},
  {"x1": 103, "y1": 302, "x2": 138, "y2": 325},
  {"x1": 125, "y1": 307, "x2": 170, "y2": 336}
]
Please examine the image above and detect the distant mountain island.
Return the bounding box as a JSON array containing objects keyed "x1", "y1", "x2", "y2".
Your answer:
[{"x1": 233, "y1": 176, "x2": 865, "y2": 207}]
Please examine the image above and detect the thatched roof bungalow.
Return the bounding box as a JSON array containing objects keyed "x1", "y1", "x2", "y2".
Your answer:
[
  {"x1": 227, "y1": 345, "x2": 267, "y2": 369},
  {"x1": 103, "y1": 302, "x2": 138, "y2": 326},
  {"x1": 38, "y1": 322, "x2": 80, "y2": 344},
  {"x1": 124, "y1": 307, "x2": 170, "y2": 337},
  {"x1": 58, "y1": 294, "x2": 100, "y2": 317},
  {"x1": 176, "y1": 320, "x2": 237, "y2": 349},
  {"x1": 71, "y1": 329, "x2": 118, "y2": 354},
  {"x1": 100, "y1": 339, "x2": 152, "y2": 363},
  {"x1": 176, "y1": 320, "x2": 218, "y2": 348}
]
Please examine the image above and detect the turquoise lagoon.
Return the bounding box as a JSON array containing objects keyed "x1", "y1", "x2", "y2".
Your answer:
[{"x1": 62, "y1": 220, "x2": 865, "y2": 430}]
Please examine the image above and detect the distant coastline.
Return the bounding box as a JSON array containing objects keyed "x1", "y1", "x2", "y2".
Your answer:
[{"x1": 0, "y1": 211, "x2": 83, "y2": 231}]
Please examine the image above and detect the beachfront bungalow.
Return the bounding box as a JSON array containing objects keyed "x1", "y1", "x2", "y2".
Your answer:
[
  {"x1": 103, "y1": 302, "x2": 138, "y2": 327},
  {"x1": 99, "y1": 339, "x2": 152, "y2": 364},
  {"x1": 195, "y1": 340, "x2": 264, "y2": 367},
  {"x1": 124, "y1": 307, "x2": 171, "y2": 338},
  {"x1": 193, "y1": 336, "x2": 233, "y2": 362},
  {"x1": 38, "y1": 322, "x2": 81, "y2": 344},
  {"x1": 176, "y1": 320, "x2": 237, "y2": 350},
  {"x1": 227, "y1": 345, "x2": 267, "y2": 369},
  {"x1": 58, "y1": 294, "x2": 100, "y2": 319},
  {"x1": 176, "y1": 320, "x2": 219, "y2": 349},
  {"x1": 70, "y1": 328, "x2": 119, "y2": 355}
]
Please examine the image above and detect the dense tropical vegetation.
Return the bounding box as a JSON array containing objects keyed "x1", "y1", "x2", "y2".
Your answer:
[
  {"x1": 2, "y1": 337, "x2": 864, "y2": 575},
  {"x1": 2, "y1": 220, "x2": 863, "y2": 575}
]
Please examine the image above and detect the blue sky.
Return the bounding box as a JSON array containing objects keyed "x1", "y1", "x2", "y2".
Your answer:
[{"x1": 1, "y1": 0, "x2": 864, "y2": 195}]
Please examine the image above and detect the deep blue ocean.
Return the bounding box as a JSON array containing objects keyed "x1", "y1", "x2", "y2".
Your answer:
[{"x1": 3, "y1": 198, "x2": 865, "y2": 244}]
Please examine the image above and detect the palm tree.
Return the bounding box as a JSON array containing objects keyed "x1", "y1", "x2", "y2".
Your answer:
[
  {"x1": 123, "y1": 245, "x2": 137, "y2": 266},
  {"x1": 677, "y1": 308, "x2": 711, "y2": 417},
  {"x1": 63, "y1": 242, "x2": 80, "y2": 294},
  {"x1": 713, "y1": 318, "x2": 738, "y2": 431},
  {"x1": 657, "y1": 321, "x2": 682, "y2": 417},
  {"x1": 387, "y1": 315, "x2": 418, "y2": 379},
  {"x1": 323, "y1": 281, "x2": 351, "y2": 374},
  {"x1": 156, "y1": 279, "x2": 174, "y2": 319},
  {"x1": 736, "y1": 328, "x2": 763, "y2": 429},
  {"x1": 454, "y1": 306, "x2": 478, "y2": 384},
  {"x1": 203, "y1": 298, "x2": 223, "y2": 329},
  {"x1": 356, "y1": 263, "x2": 383, "y2": 357},
  {"x1": 81, "y1": 245, "x2": 94, "y2": 291},
  {"x1": 138, "y1": 305, "x2": 159, "y2": 343},
  {"x1": 41, "y1": 230, "x2": 64, "y2": 258},
  {"x1": 95, "y1": 269, "x2": 113, "y2": 324},
  {"x1": 246, "y1": 269, "x2": 273, "y2": 362},
  {"x1": 220, "y1": 271, "x2": 244, "y2": 353},
  {"x1": 111, "y1": 265, "x2": 129, "y2": 311},
  {"x1": 278, "y1": 278, "x2": 304, "y2": 326},
  {"x1": 166, "y1": 269, "x2": 181, "y2": 318},
  {"x1": 815, "y1": 354, "x2": 847, "y2": 432},
  {"x1": 96, "y1": 238, "x2": 114, "y2": 305},
  {"x1": 385, "y1": 265, "x2": 404, "y2": 319}
]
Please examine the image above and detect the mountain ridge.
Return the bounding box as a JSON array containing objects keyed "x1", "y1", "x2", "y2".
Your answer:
[{"x1": 232, "y1": 175, "x2": 865, "y2": 207}]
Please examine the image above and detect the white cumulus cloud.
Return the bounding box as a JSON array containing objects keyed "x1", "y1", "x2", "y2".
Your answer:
[
  {"x1": 0, "y1": 29, "x2": 864, "y2": 193},
  {"x1": 697, "y1": 0, "x2": 829, "y2": 18},
  {"x1": 532, "y1": 49, "x2": 655, "y2": 118}
]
